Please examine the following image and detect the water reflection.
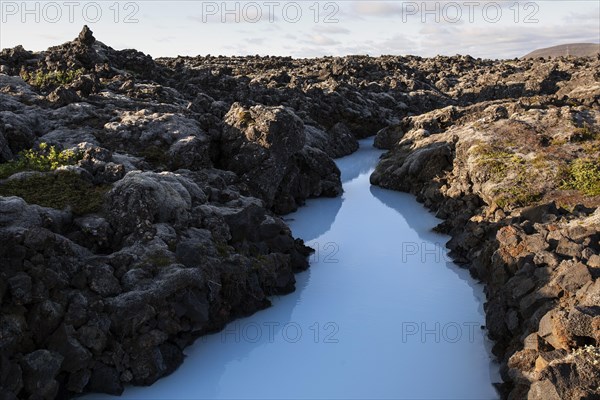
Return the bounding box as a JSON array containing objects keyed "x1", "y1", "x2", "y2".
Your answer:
[
  {"x1": 369, "y1": 177, "x2": 489, "y2": 316},
  {"x1": 369, "y1": 186, "x2": 442, "y2": 243},
  {"x1": 338, "y1": 140, "x2": 384, "y2": 184},
  {"x1": 284, "y1": 196, "x2": 342, "y2": 242}
]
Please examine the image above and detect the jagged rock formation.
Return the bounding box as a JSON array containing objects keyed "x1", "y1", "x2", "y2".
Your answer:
[{"x1": 1, "y1": 26, "x2": 599, "y2": 399}]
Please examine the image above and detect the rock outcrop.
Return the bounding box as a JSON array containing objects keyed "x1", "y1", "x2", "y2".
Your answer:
[{"x1": 219, "y1": 103, "x2": 341, "y2": 213}]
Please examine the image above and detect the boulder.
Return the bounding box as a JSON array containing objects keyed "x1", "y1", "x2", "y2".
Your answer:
[
  {"x1": 272, "y1": 146, "x2": 342, "y2": 214},
  {"x1": 538, "y1": 309, "x2": 570, "y2": 350},
  {"x1": 374, "y1": 124, "x2": 405, "y2": 149},
  {"x1": 566, "y1": 306, "x2": 600, "y2": 340},
  {"x1": 0, "y1": 130, "x2": 13, "y2": 162},
  {"x1": 327, "y1": 122, "x2": 359, "y2": 157},
  {"x1": 87, "y1": 363, "x2": 123, "y2": 395},
  {"x1": 551, "y1": 261, "x2": 592, "y2": 293},
  {"x1": 77, "y1": 25, "x2": 95, "y2": 46},
  {"x1": 7, "y1": 272, "x2": 32, "y2": 305},
  {"x1": 47, "y1": 325, "x2": 92, "y2": 373},
  {"x1": 527, "y1": 379, "x2": 561, "y2": 400},
  {"x1": 520, "y1": 203, "x2": 558, "y2": 224},
  {"x1": 168, "y1": 135, "x2": 212, "y2": 170},
  {"x1": 105, "y1": 171, "x2": 207, "y2": 238},
  {"x1": 220, "y1": 103, "x2": 305, "y2": 208},
  {"x1": 0, "y1": 110, "x2": 36, "y2": 156},
  {"x1": 371, "y1": 141, "x2": 454, "y2": 192},
  {"x1": 20, "y1": 350, "x2": 63, "y2": 399}
]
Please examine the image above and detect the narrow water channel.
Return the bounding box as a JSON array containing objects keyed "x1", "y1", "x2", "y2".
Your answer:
[{"x1": 89, "y1": 139, "x2": 499, "y2": 399}]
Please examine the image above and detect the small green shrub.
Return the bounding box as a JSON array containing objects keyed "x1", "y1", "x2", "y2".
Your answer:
[
  {"x1": 20, "y1": 68, "x2": 85, "y2": 87},
  {"x1": 472, "y1": 144, "x2": 524, "y2": 179},
  {"x1": 0, "y1": 172, "x2": 108, "y2": 214},
  {"x1": 561, "y1": 158, "x2": 600, "y2": 196},
  {"x1": 0, "y1": 143, "x2": 82, "y2": 179},
  {"x1": 582, "y1": 140, "x2": 600, "y2": 155},
  {"x1": 496, "y1": 187, "x2": 543, "y2": 209},
  {"x1": 531, "y1": 154, "x2": 550, "y2": 169},
  {"x1": 550, "y1": 137, "x2": 567, "y2": 146}
]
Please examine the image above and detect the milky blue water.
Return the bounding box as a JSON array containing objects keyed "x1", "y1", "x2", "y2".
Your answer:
[{"x1": 87, "y1": 139, "x2": 499, "y2": 399}]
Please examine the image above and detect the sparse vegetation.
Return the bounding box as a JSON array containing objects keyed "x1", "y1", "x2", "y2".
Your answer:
[
  {"x1": 570, "y1": 125, "x2": 598, "y2": 142},
  {"x1": 531, "y1": 154, "x2": 551, "y2": 169},
  {"x1": 0, "y1": 171, "x2": 108, "y2": 214},
  {"x1": 139, "y1": 145, "x2": 170, "y2": 167},
  {"x1": 472, "y1": 143, "x2": 524, "y2": 179},
  {"x1": 561, "y1": 158, "x2": 600, "y2": 196},
  {"x1": 495, "y1": 186, "x2": 543, "y2": 209},
  {"x1": 582, "y1": 139, "x2": 600, "y2": 155},
  {"x1": 472, "y1": 143, "x2": 550, "y2": 208},
  {"x1": 0, "y1": 143, "x2": 82, "y2": 179},
  {"x1": 550, "y1": 137, "x2": 567, "y2": 146},
  {"x1": 20, "y1": 68, "x2": 84, "y2": 87},
  {"x1": 146, "y1": 252, "x2": 173, "y2": 267}
]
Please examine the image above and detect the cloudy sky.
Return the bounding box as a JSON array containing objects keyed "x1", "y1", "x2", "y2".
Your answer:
[{"x1": 0, "y1": 1, "x2": 598, "y2": 59}]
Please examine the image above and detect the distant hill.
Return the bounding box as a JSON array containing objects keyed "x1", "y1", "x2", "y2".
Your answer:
[{"x1": 523, "y1": 43, "x2": 600, "y2": 59}]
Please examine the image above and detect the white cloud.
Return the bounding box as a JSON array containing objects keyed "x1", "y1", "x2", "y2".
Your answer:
[
  {"x1": 564, "y1": 6, "x2": 600, "y2": 24},
  {"x1": 314, "y1": 25, "x2": 351, "y2": 35},
  {"x1": 303, "y1": 34, "x2": 341, "y2": 46},
  {"x1": 155, "y1": 36, "x2": 177, "y2": 43},
  {"x1": 250, "y1": 37, "x2": 266, "y2": 45},
  {"x1": 290, "y1": 34, "x2": 420, "y2": 58}
]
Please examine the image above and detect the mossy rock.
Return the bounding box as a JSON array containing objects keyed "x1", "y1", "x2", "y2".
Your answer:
[
  {"x1": 145, "y1": 252, "x2": 174, "y2": 267},
  {"x1": 20, "y1": 68, "x2": 85, "y2": 88},
  {"x1": 138, "y1": 145, "x2": 170, "y2": 167},
  {"x1": 562, "y1": 158, "x2": 600, "y2": 196},
  {"x1": 0, "y1": 143, "x2": 82, "y2": 179},
  {"x1": 0, "y1": 172, "x2": 108, "y2": 215}
]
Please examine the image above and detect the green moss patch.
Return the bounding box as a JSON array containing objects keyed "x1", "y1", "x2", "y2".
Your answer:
[
  {"x1": 20, "y1": 68, "x2": 84, "y2": 88},
  {"x1": 0, "y1": 143, "x2": 82, "y2": 179},
  {"x1": 495, "y1": 187, "x2": 543, "y2": 209},
  {"x1": 472, "y1": 143, "x2": 523, "y2": 180},
  {"x1": 561, "y1": 158, "x2": 600, "y2": 196},
  {"x1": 471, "y1": 142, "x2": 549, "y2": 209},
  {"x1": 145, "y1": 252, "x2": 174, "y2": 267},
  {"x1": 0, "y1": 172, "x2": 108, "y2": 215},
  {"x1": 138, "y1": 145, "x2": 170, "y2": 167}
]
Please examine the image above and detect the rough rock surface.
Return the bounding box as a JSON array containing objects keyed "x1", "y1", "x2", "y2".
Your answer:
[
  {"x1": 1, "y1": 26, "x2": 600, "y2": 399},
  {"x1": 219, "y1": 102, "x2": 341, "y2": 212}
]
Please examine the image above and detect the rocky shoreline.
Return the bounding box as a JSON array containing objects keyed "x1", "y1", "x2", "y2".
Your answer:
[
  {"x1": 370, "y1": 80, "x2": 600, "y2": 397},
  {"x1": 0, "y1": 27, "x2": 598, "y2": 399}
]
